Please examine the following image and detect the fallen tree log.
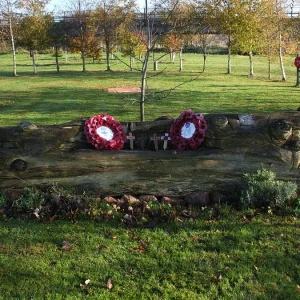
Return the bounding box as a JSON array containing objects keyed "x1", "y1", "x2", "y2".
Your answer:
[{"x1": 0, "y1": 112, "x2": 299, "y2": 196}]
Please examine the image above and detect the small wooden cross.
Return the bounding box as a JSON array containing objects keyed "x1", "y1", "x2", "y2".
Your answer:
[
  {"x1": 126, "y1": 132, "x2": 135, "y2": 150},
  {"x1": 151, "y1": 134, "x2": 159, "y2": 151},
  {"x1": 161, "y1": 133, "x2": 171, "y2": 150}
]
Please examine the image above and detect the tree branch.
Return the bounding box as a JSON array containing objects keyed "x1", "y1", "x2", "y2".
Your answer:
[
  {"x1": 152, "y1": 74, "x2": 201, "y2": 100},
  {"x1": 113, "y1": 53, "x2": 142, "y2": 71}
]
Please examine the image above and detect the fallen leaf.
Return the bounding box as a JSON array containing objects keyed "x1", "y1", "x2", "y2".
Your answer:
[
  {"x1": 224, "y1": 266, "x2": 230, "y2": 271},
  {"x1": 129, "y1": 248, "x2": 135, "y2": 253},
  {"x1": 61, "y1": 241, "x2": 72, "y2": 251},
  {"x1": 139, "y1": 245, "x2": 146, "y2": 253},
  {"x1": 80, "y1": 279, "x2": 91, "y2": 287},
  {"x1": 98, "y1": 244, "x2": 107, "y2": 250},
  {"x1": 107, "y1": 279, "x2": 113, "y2": 290},
  {"x1": 216, "y1": 273, "x2": 222, "y2": 281},
  {"x1": 162, "y1": 250, "x2": 167, "y2": 254},
  {"x1": 297, "y1": 285, "x2": 300, "y2": 293},
  {"x1": 254, "y1": 266, "x2": 259, "y2": 271}
]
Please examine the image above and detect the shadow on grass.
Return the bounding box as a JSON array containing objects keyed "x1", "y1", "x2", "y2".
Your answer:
[{"x1": 0, "y1": 216, "x2": 299, "y2": 299}]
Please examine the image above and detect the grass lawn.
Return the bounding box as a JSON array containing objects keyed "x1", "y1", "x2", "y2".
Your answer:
[
  {"x1": 1, "y1": 211, "x2": 300, "y2": 299},
  {"x1": 0, "y1": 52, "x2": 299, "y2": 126},
  {"x1": 1, "y1": 52, "x2": 300, "y2": 299}
]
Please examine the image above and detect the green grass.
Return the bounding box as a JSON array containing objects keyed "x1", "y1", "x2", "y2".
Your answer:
[
  {"x1": 0, "y1": 212, "x2": 299, "y2": 299},
  {"x1": 0, "y1": 52, "x2": 299, "y2": 126},
  {"x1": 1, "y1": 52, "x2": 300, "y2": 299}
]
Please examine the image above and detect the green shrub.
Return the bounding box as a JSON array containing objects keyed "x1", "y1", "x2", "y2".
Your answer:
[
  {"x1": 14, "y1": 187, "x2": 45, "y2": 211},
  {"x1": 0, "y1": 194, "x2": 7, "y2": 209},
  {"x1": 239, "y1": 168, "x2": 297, "y2": 209}
]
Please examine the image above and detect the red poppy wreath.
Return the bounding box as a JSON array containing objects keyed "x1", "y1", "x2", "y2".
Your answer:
[
  {"x1": 170, "y1": 110, "x2": 208, "y2": 150},
  {"x1": 84, "y1": 114, "x2": 126, "y2": 150}
]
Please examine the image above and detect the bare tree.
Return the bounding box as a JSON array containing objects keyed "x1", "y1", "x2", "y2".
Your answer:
[
  {"x1": 138, "y1": 0, "x2": 181, "y2": 121},
  {"x1": 114, "y1": 0, "x2": 198, "y2": 121},
  {"x1": 94, "y1": 0, "x2": 134, "y2": 71}
]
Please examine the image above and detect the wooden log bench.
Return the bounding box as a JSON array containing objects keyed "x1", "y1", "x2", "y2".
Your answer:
[{"x1": 0, "y1": 112, "x2": 299, "y2": 196}]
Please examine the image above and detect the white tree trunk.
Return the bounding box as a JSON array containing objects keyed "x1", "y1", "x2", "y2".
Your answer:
[
  {"x1": 172, "y1": 52, "x2": 176, "y2": 63},
  {"x1": 279, "y1": 32, "x2": 286, "y2": 81},
  {"x1": 8, "y1": 13, "x2": 17, "y2": 77}
]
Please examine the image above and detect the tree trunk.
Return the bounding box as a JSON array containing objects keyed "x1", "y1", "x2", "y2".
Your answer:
[
  {"x1": 171, "y1": 52, "x2": 176, "y2": 63},
  {"x1": 140, "y1": 49, "x2": 150, "y2": 122},
  {"x1": 32, "y1": 50, "x2": 37, "y2": 74},
  {"x1": 279, "y1": 32, "x2": 286, "y2": 81},
  {"x1": 268, "y1": 57, "x2": 271, "y2": 80},
  {"x1": 202, "y1": 51, "x2": 207, "y2": 72},
  {"x1": 8, "y1": 14, "x2": 17, "y2": 77},
  {"x1": 249, "y1": 52, "x2": 254, "y2": 77},
  {"x1": 1, "y1": 112, "x2": 300, "y2": 196},
  {"x1": 65, "y1": 50, "x2": 68, "y2": 64},
  {"x1": 81, "y1": 53, "x2": 86, "y2": 72},
  {"x1": 55, "y1": 46, "x2": 60, "y2": 73},
  {"x1": 106, "y1": 40, "x2": 111, "y2": 71},
  {"x1": 227, "y1": 42, "x2": 231, "y2": 74},
  {"x1": 130, "y1": 56, "x2": 133, "y2": 71},
  {"x1": 179, "y1": 48, "x2": 183, "y2": 71}
]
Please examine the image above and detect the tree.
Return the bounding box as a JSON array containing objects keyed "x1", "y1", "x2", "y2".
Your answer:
[
  {"x1": 231, "y1": 0, "x2": 265, "y2": 77},
  {"x1": 18, "y1": 0, "x2": 52, "y2": 74},
  {"x1": 19, "y1": 14, "x2": 52, "y2": 73},
  {"x1": 138, "y1": 0, "x2": 181, "y2": 121},
  {"x1": 197, "y1": 33, "x2": 215, "y2": 72},
  {"x1": 120, "y1": 30, "x2": 146, "y2": 71},
  {"x1": 201, "y1": 0, "x2": 241, "y2": 74},
  {"x1": 94, "y1": 0, "x2": 134, "y2": 71},
  {"x1": 163, "y1": 33, "x2": 182, "y2": 63},
  {"x1": 259, "y1": 14, "x2": 278, "y2": 79},
  {"x1": 49, "y1": 19, "x2": 66, "y2": 72},
  {"x1": 67, "y1": 10, "x2": 99, "y2": 72},
  {"x1": 64, "y1": 0, "x2": 97, "y2": 72},
  {"x1": 185, "y1": 1, "x2": 214, "y2": 72},
  {"x1": 0, "y1": 0, "x2": 19, "y2": 76},
  {"x1": 261, "y1": 0, "x2": 296, "y2": 81}
]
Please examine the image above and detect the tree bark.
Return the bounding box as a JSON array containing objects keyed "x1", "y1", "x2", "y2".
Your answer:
[
  {"x1": 32, "y1": 50, "x2": 37, "y2": 74},
  {"x1": 8, "y1": 14, "x2": 17, "y2": 77},
  {"x1": 203, "y1": 52, "x2": 207, "y2": 72},
  {"x1": 227, "y1": 40, "x2": 231, "y2": 74},
  {"x1": 130, "y1": 56, "x2": 133, "y2": 71},
  {"x1": 1, "y1": 112, "x2": 300, "y2": 196},
  {"x1": 249, "y1": 52, "x2": 254, "y2": 77},
  {"x1": 279, "y1": 32, "x2": 286, "y2": 81},
  {"x1": 106, "y1": 40, "x2": 111, "y2": 71},
  {"x1": 140, "y1": 49, "x2": 150, "y2": 122},
  {"x1": 179, "y1": 48, "x2": 183, "y2": 71},
  {"x1": 268, "y1": 57, "x2": 271, "y2": 80},
  {"x1": 55, "y1": 46, "x2": 60, "y2": 73}
]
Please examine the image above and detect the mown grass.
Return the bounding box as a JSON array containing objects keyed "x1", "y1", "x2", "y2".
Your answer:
[
  {"x1": 1, "y1": 52, "x2": 300, "y2": 299},
  {"x1": 0, "y1": 210, "x2": 300, "y2": 300},
  {"x1": 0, "y1": 52, "x2": 299, "y2": 126}
]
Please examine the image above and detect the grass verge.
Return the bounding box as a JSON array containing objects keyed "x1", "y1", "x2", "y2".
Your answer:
[
  {"x1": 0, "y1": 210, "x2": 299, "y2": 299},
  {"x1": 0, "y1": 53, "x2": 299, "y2": 126}
]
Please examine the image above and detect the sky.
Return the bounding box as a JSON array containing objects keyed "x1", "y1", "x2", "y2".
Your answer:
[{"x1": 46, "y1": 0, "x2": 147, "y2": 12}]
